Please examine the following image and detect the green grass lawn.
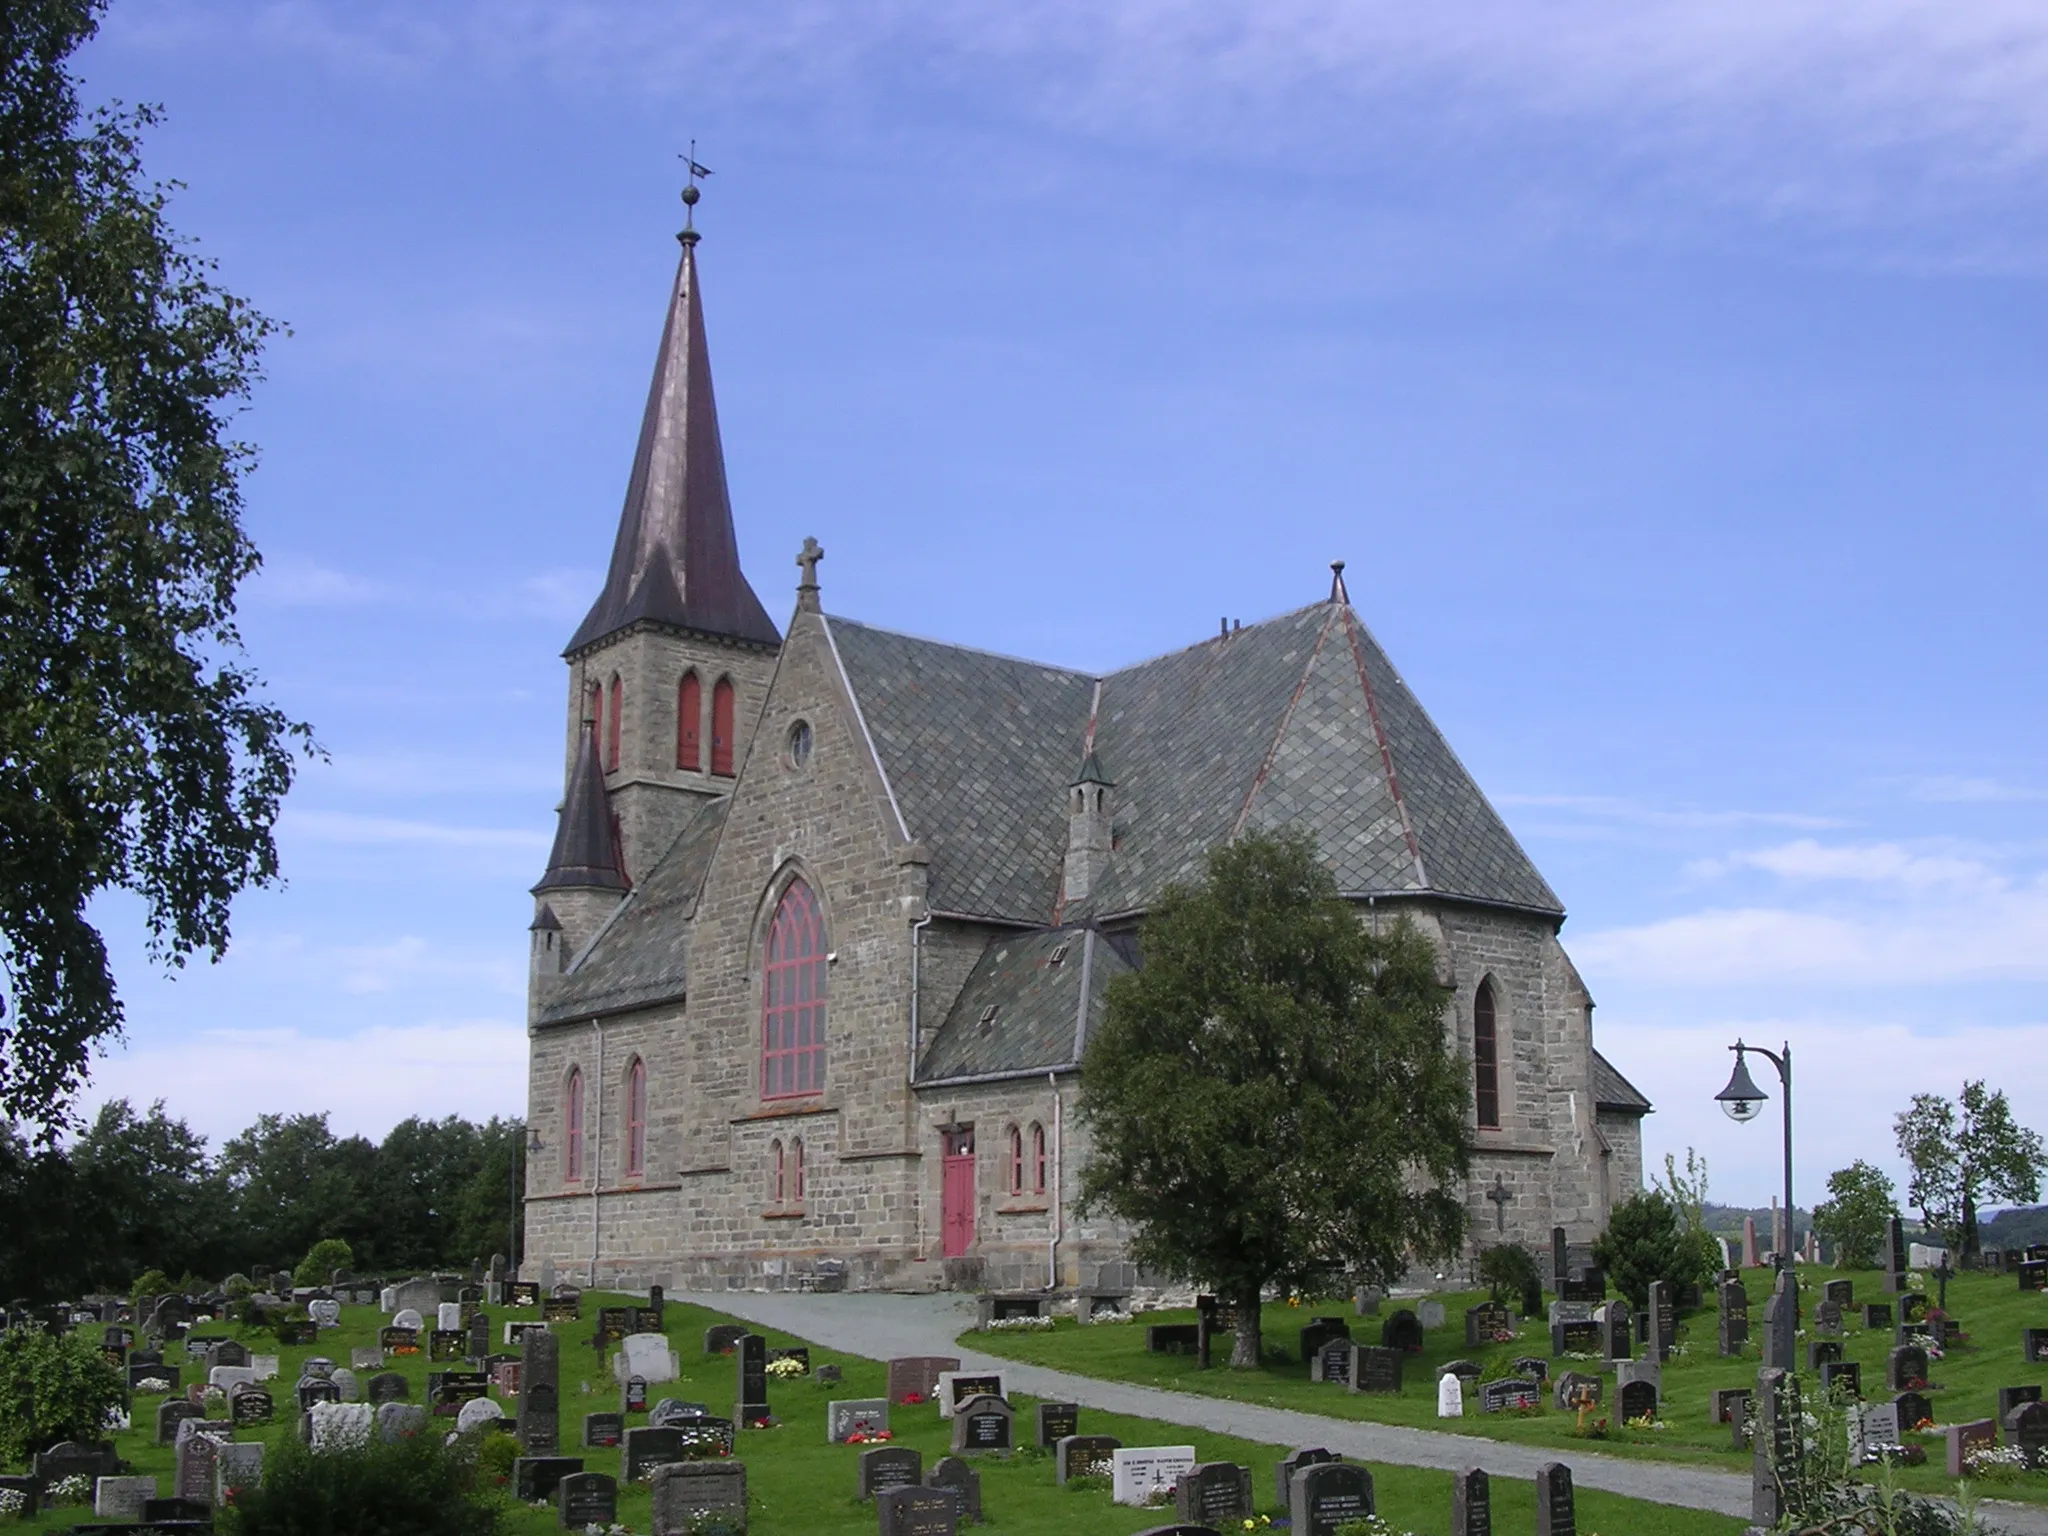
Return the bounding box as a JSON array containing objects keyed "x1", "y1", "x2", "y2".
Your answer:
[
  {"x1": 5, "y1": 1291, "x2": 1749, "y2": 1535},
  {"x1": 961, "y1": 1265, "x2": 2048, "y2": 1505}
]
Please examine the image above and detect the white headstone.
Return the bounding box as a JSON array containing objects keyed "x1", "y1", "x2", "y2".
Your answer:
[
  {"x1": 379, "y1": 1287, "x2": 398, "y2": 1313},
  {"x1": 251, "y1": 1354, "x2": 279, "y2": 1381},
  {"x1": 331, "y1": 1368, "x2": 359, "y2": 1402},
  {"x1": 456, "y1": 1397, "x2": 506, "y2": 1433},
  {"x1": 377, "y1": 1402, "x2": 429, "y2": 1441},
  {"x1": 215, "y1": 1442, "x2": 265, "y2": 1499},
  {"x1": 1850, "y1": 1402, "x2": 1903, "y2": 1464},
  {"x1": 1110, "y1": 1446, "x2": 1198, "y2": 1506},
  {"x1": 308, "y1": 1400, "x2": 374, "y2": 1453},
  {"x1": 611, "y1": 1332, "x2": 679, "y2": 1386},
  {"x1": 437, "y1": 1303, "x2": 463, "y2": 1332},
  {"x1": 94, "y1": 1476, "x2": 158, "y2": 1519},
  {"x1": 308, "y1": 1298, "x2": 342, "y2": 1328},
  {"x1": 392, "y1": 1309, "x2": 423, "y2": 1332},
  {"x1": 350, "y1": 1347, "x2": 384, "y2": 1370},
  {"x1": 1437, "y1": 1373, "x2": 1464, "y2": 1418},
  {"x1": 504, "y1": 1320, "x2": 549, "y2": 1346},
  {"x1": 209, "y1": 1366, "x2": 258, "y2": 1395},
  {"x1": 934, "y1": 1369, "x2": 1011, "y2": 1418},
  {"x1": 1908, "y1": 1243, "x2": 1949, "y2": 1272},
  {"x1": 1418, "y1": 1300, "x2": 1447, "y2": 1331}
]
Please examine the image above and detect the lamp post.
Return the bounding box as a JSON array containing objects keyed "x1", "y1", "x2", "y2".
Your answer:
[{"x1": 1716, "y1": 1039, "x2": 1794, "y2": 1271}]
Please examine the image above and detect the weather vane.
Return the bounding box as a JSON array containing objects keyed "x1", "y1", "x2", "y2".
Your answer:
[{"x1": 679, "y1": 141, "x2": 713, "y2": 236}]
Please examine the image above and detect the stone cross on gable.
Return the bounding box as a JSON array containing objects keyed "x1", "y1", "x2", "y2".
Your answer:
[
  {"x1": 797, "y1": 537, "x2": 824, "y2": 587},
  {"x1": 1488, "y1": 1174, "x2": 1512, "y2": 1233}
]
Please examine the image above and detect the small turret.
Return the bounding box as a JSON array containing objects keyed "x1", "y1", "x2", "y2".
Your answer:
[
  {"x1": 1062, "y1": 751, "x2": 1114, "y2": 907},
  {"x1": 529, "y1": 902, "x2": 565, "y2": 981},
  {"x1": 532, "y1": 726, "x2": 627, "y2": 961}
]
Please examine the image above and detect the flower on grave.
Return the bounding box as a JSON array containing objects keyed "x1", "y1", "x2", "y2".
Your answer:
[
  {"x1": 1912, "y1": 1417, "x2": 1936, "y2": 1433},
  {"x1": 135, "y1": 1377, "x2": 172, "y2": 1394},
  {"x1": 49, "y1": 1475, "x2": 92, "y2": 1506},
  {"x1": 766, "y1": 1357, "x2": 806, "y2": 1378},
  {"x1": 103, "y1": 1406, "x2": 130, "y2": 1431},
  {"x1": 900, "y1": 1393, "x2": 924, "y2": 1405},
  {"x1": 0, "y1": 1488, "x2": 27, "y2": 1518}
]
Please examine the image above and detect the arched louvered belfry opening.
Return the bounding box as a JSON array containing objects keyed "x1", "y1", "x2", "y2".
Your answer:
[
  {"x1": 711, "y1": 677, "x2": 736, "y2": 776},
  {"x1": 1474, "y1": 979, "x2": 1501, "y2": 1130},
  {"x1": 677, "y1": 671, "x2": 701, "y2": 770},
  {"x1": 606, "y1": 674, "x2": 623, "y2": 771}
]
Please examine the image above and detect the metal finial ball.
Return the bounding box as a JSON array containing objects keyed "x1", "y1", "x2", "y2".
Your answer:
[{"x1": 681, "y1": 185, "x2": 701, "y2": 207}]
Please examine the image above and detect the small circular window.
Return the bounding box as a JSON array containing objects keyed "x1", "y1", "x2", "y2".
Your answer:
[{"x1": 786, "y1": 720, "x2": 813, "y2": 769}]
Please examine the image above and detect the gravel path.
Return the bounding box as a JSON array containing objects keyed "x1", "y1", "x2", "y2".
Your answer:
[{"x1": 679, "y1": 1288, "x2": 2048, "y2": 1535}]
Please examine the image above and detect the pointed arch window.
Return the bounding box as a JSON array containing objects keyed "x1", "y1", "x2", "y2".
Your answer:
[
  {"x1": 1006, "y1": 1125, "x2": 1024, "y2": 1195},
  {"x1": 1031, "y1": 1122, "x2": 1047, "y2": 1194},
  {"x1": 677, "y1": 672, "x2": 702, "y2": 771},
  {"x1": 791, "y1": 1138, "x2": 805, "y2": 1205},
  {"x1": 761, "y1": 878, "x2": 826, "y2": 1098},
  {"x1": 606, "y1": 674, "x2": 623, "y2": 771},
  {"x1": 625, "y1": 1059, "x2": 647, "y2": 1178},
  {"x1": 564, "y1": 1068, "x2": 585, "y2": 1183},
  {"x1": 770, "y1": 1138, "x2": 786, "y2": 1206},
  {"x1": 1474, "y1": 979, "x2": 1501, "y2": 1130},
  {"x1": 711, "y1": 678, "x2": 736, "y2": 776},
  {"x1": 587, "y1": 682, "x2": 604, "y2": 761}
]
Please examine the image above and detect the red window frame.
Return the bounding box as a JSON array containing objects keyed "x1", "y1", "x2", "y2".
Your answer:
[
  {"x1": 711, "y1": 678, "x2": 735, "y2": 776},
  {"x1": 761, "y1": 879, "x2": 826, "y2": 1099},
  {"x1": 771, "y1": 1139, "x2": 785, "y2": 1205},
  {"x1": 606, "y1": 674, "x2": 623, "y2": 771},
  {"x1": 1031, "y1": 1123, "x2": 1047, "y2": 1194},
  {"x1": 564, "y1": 1068, "x2": 584, "y2": 1182},
  {"x1": 677, "y1": 672, "x2": 702, "y2": 770},
  {"x1": 792, "y1": 1138, "x2": 805, "y2": 1204},
  {"x1": 625, "y1": 1059, "x2": 646, "y2": 1178},
  {"x1": 1474, "y1": 980, "x2": 1501, "y2": 1130},
  {"x1": 1007, "y1": 1126, "x2": 1024, "y2": 1195}
]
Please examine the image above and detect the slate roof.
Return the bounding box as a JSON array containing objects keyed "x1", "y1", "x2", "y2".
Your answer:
[
  {"x1": 916, "y1": 928, "x2": 1131, "y2": 1082},
  {"x1": 1591, "y1": 1049, "x2": 1652, "y2": 1115},
  {"x1": 533, "y1": 731, "x2": 627, "y2": 894},
  {"x1": 534, "y1": 799, "x2": 728, "y2": 1024},
  {"x1": 827, "y1": 598, "x2": 1561, "y2": 923},
  {"x1": 568, "y1": 238, "x2": 780, "y2": 654}
]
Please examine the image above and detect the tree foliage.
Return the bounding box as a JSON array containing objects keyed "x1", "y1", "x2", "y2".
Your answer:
[
  {"x1": 1812, "y1": 1160, "x2": 1898, "y2": 1270},
  {"x1": 1076, "y1": 829, "x2": 1469, "y2": 1367},
  {"x1": 1652, "y1": 1147, "x2": 1723, "y2": 1294},
  {"x1": 0, "y1": 0, "x2": 311, "y2": 1137},
  {"x1": 1895, "y1": 1081, "x2": 2047, "y2": 1260},
  {"x1": 1592, "y1": 1190, "x2": 1710, "y2": 1309},
  {"x1": 218, "y1": 1416, "x2": 503, "y2": 1536},
  {"x1": 293, "y1": 1237, "x2": 354, "y2": 1288},
  {"x1": 1477, "y1": 1243, "x2": 1542, "y2": 1307},
  {"x1": 0, "y1": 1324, "x2": 125, "y2": 1463}
]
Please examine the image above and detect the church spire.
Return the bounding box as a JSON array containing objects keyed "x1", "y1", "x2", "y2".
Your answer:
[
  {"x1": 566, "y1": 188, "x2": 781, "y2": 655},
  {"x1": 534, "y1": 727, "x2": 627, "y2": 893}
]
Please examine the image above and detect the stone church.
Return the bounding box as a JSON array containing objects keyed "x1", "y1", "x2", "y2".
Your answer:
[{"x1": 521, "y1": 218, "x2": 1650, "y2": 1294}]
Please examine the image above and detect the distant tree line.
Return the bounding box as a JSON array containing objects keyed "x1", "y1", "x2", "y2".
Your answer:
[{"x1": 0, "y1": 1101, "x2": 524, "y2": 1301}]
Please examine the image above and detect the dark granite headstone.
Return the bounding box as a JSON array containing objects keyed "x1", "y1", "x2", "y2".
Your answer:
[
  {"x1": 1617, "y1": 1378, "x2": 1657, "y2": 1422},
  {"x1": 1350, "y1": 1345, "x2": 1401, "y2": 1394},
  {"x1": 950, "y1": 1395, "x2": 1013, "y2": 1454},
  {"x1": 650, "y1": 1460, "x2": 747, "y2": 1534},
  {"x1": 857, "y1": 1445, "x2": 925, "y2": 1501},
  {"x1": 514, "y1": 1456, "x2": 584, "y2": 1503},
  {"x1": 1147, "y1": 1323, "x2": 1200, "y2": 1355},
  {"x1": 622, "y1": 1425, "x2": 685, "y2": 1482},
  {"x1": 2006, "y1": 1401, "x2": 2048, "y2": 1469},
  {"x1": 1275, "y1": 1447, "x2": 1338, "y2": 1508},
  {"x1": 1536, "y1": 1462, "x2": 1575, "y2": 1536},
  {"x1": 1290, "y1": 1461, "x2": 1374, "y2": 1536},
  {"x1": 1819, "y1": 1361, "x2": 1862, "y2": 1399},
  {"x1": 876, "y1": 1484, "x2": 960, "y2": 1536},
  {"x1": 367, "y1": 1371, "x2": 409, "y2": 1404},
  {"x1": 1553, "y1": 1371, "x2": 1600, "y2": 1411},
  {"x1": 1823, "y1": 1278, "x2": 1854, "y2": 1306},
  {"x1": 518, "y1": 1328, "x2": 560, "y2": 1453},
  {"x1": 926, "y1": 1455, "x2": 982, "y2": 1522},
  {"x1": 1713, "y1": 1386, "x2": 1751, "y2": 1425},
  {"x1": 584, "y1": 1412, "x2": 624, "y2": 1448},
  {"x1": 1888, "y1": 1343, "x2": 1930, "y2": 1392},
  {"x1": 1754, "y1": 1367, "x2": 1800, "y2": 1528},
  {"x1": 1895, "y1": 1391, "x2": 1933, "y2": 1433},
  {"x1": 1311, "y1": 1338, "x2": 1354, "y2": 1386},
  {"x1": 1055, "y1": 1434, "x2": 1121, "y2": 1485},
  {"x1": 704, "y1": 1323, "x2": 748, "y2": 1354},
  {"x1": 1453, "y1": 1467, "x2": 1491, "y2": 1535},
  {"x1": 231, "y1": 1387, "x2": 274, "y2": 1425},
  {"x1": 1999, "y1": 1384, "x2": 2043, "y2": 1421},
  {"x1": 1174, "y1": 1462, "x2": 1252, "y2": 1527},
  {"x1": 1380, "y1": 1310, "x2": 1423, "y2": 1353},
  {"x1": 1036, "y1": 1401, "x2": 1078, "y2": 1448},
  {"x1": 1465, "y1": 1301, "x2": 1512, "y2": 1348},
  {"x1": 558, "y1": 1471, "x2": 617, "y2": 1529},
  {"x1": 1806, "y1": 1340, "x2": 1843, "y2": 1370},
  {"x1": 1862, "y1": 1302, "x2": 1891, "y2": 1330}
]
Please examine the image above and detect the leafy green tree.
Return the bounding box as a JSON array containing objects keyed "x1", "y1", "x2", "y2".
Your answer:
[
  {"x1": 218, "y1": 1415, "x2": 502, "y2": 1536},
  {"x1": 0, "y1": 1120, "x2": 88, "y2": 1299},
  {"x1": 1593, "y1": 1191, "x2": 1705, "y2": 1308},
  {"x1": 0, "y1": 1325, "x2": 124, "y2": 1462},
  {"x1": 71, "y1": 1097, "x2": 229, "y2": 1285},
  {"x1": 1652, "y1": 1147, "x2": 1722, "y2": 1296},
  {"x1": 1477, "y1": 1243, "x2": 1542, "y2": 1308},
  {"x1": 1076, "y1": 829, "x2": 1469, "y2": 1368},
  {"x1": 444, "y1": 1117, "x2": 526, "y2": 1274},
  {"x1": 1895, "y1": 1081, "x2": 2047, "y2": 1261},
  {"x1": 1811, "y1": 1160, "x2": 1898, "y2": 1269},
  {"x1": 220, "y1": 1113, "x2": 374, "y2": 1272},
  {"x1": 293, "y1": 1237, "x2": 354, "y2": 1288},
  {"x1": 0, "y1": 0, "x2": 311, "y2": 1137}
]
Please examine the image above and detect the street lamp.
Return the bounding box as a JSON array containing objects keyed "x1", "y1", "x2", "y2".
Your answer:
[{"x1": 1717, "y1": 1039, "x2": 1794, "y2": 1270}]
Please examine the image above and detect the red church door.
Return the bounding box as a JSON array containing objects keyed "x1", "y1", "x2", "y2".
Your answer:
[{"x1": 941, "y1": 1127, "x2": 976, "y2": 1258}]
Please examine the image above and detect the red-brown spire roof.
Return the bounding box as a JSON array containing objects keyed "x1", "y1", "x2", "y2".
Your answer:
[
  {"x1": 533, "y1": 728, "x2": 627, "y2": 893},
  {"x1": 567, "y1": 234, "x2": 781, "y2": 654}
]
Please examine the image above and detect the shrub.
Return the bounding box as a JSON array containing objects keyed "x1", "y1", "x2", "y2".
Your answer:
[
  {"x1": 130, "y1": 1269, "x2": 173, "y2": 1306},
  {"x1": 1477, "y1": 1243, "x2": 1542, "y2": 1306},
  {"x1": 219, "y1": 1421, "x2": 502, "y2": 1536},
  {"x1": 223, "y1": 1273, "x2": 254, "y2": 1298},
  {"x1": 293, "y1": 1239, "x2": 354, "y2": 1288},
  {"x1": 1814, "y1": 1161, "x2": 1898, "y2": 1270},
  {"x1": 1592, "y1": 1191, "x2": 1708, "y2": 1309},
  {"x1": 0, "y1": 1326, "x2": 127, "y2": 1464}
]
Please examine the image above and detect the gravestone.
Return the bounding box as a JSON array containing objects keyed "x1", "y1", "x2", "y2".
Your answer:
[
  {"x1": 349, "y1": 1346, "x2": 384, "y2": 1370},
  {"x1": 1813, "y1": 1300, "x2": 1843, "y2": 1336},
  {"x1": 1849, "y1": 1401, "x2": 1901, "y2": 1465},
  {"x1": 1311, "y1": 1337, "x2": 1354, "y2": 1386},
  {"x1": 861, "y1": 1445, "x2": 924, "y2": 1500},
  {"x1": 934, "y1": 1371, "x2": 1007, "y2": 1417},
  {"x1": 1174, "y1": 1462, "x2": 1252, "y2": 1527},
  {"x1": 887, "y1": 1356, "x2": 959, "y2": 1405},
  {"x1": 1895, "y1": 1391, "x2": 1933, "y2": 1433},
  {"x1": 2007, "y1": 1401, "x2": 2048, "y2": 1469},
  {"x1": 1824, "y1": 1278, "x2": 1854, "y2": 1305},
  {"x1": 1615, "y1": 1359, "x2": 1660, "y2": 1394},
  {"x1": 174, "y1": 1427, "x2": 222, "y2": 1502},
  {"x1": 1512, "y1": 1354, "x2": 1550, "y2": 1383},
  {"x1": 926, "y1": 1456, "x2": 981, "y2": 1523},
  {"x1": 93, "y1": 1475, "x2": 157, "y2": 1520},
  {"x1": 1551, "y1": 1317, "x2": 1599, "y2": 1356},
  {"x1": 1807, "y1": 1340, "x2": 1843, "y2": 1370},
  {"x1": 510, "y1": 1281, "x2": 540, "y2": 1307},
  {"x1": 1885, "y1": 1216, "x2": 1907, "y2": 1289},
  {"x1": 1888, "y1": 1344, "x2": 1930, "y2": 1392},
  {"x1": 585, "y1": 1412, "x2": 624, "y2": 1448},
  {"x1": 622, "y1": 1425, "x2": 687, "y2": 1482},
  {"x1": 1645, "y1": 1281, "x2": 1674, "y2": 1360},
  {"x1": 1536, "y1": 1462, "x2": 1575, "y2": 1536},
  {"x1": 1552, "y1": 1225, "x2": 1569, "y2": 1287},
  {"x1": 828, "y1": 1398, "x2": 889, "y2": 1443},
  {"x1": 1275, "y1": 1447, "x2": 1339, "y2": 1508},
  {"x1": 1754, "y1": 1368, "x2": 1800, "y2": 1528},
  {"x1": 519, "y1": 1328, "x2": 560, "y2": 1453},
  {"x1": 2020, "y1": 1260, "x2": 2048, "y2": 1292},
  {"x1": 1483, "y1": 1377, "x2": 1541, "y2": 1413},
  {"x1": 297, "y1": 1375, "x2": 340, "y2": 1411},
  {"x1": 1453, "y1": 1467, "x2": 1491, "y2": 1536},
  {"x1": 1298, "y1": 1316, "x2": 1349, "y2": 1363},
  {"x1": 215, "y1": 1441, "x2": 264, "y2": 1501},
  {"x1": 367, "y1": 1371, "x2": 409, "y2": 1403},
  {"x1": 1056, "y1": 1434, "x2": 1123, "y2": 1485},
  {"x1": 704, "y1": 1324, "x2": 748, "y2": 1354},
  {"x1": 651, "y1": 1460, "x2": 747, "y2": 1536},
  {"x1": 1465, "y1": 1301, "x2": 1511, "y2": 1348},
  {"x1": 457, "y1": 1397, "x2": 506, "y2": 1434},
  {"x1": 231, "y1": 1387, "x2": 275, "y2": 1426},
  {"x1": 331, "y1": 1366, "x2": 359, "y2": 1401},
  {"x1": 618, "y1": 1331, "x2": 680, "y2": 1385},
  {"x1": 624, "y1": 1376, "x2": 649, "y2": 1414},
  {"x1": 1438, "y1": 1372, "x2": 1464, "y2": 1417},
  {"x1": 1899, "y1": 1292, "x2": 1929, "y2": 1324},
  {"x1": 1111, "y1": 1446, "x2": 1198, "y2": 1506},
  {"x1": 1617, "y1": 1378, "x2": 1657, "y2": 1423},
  {"x1": 1036, "y1": 1402, "x2": 1078, "y2": 1448},
  {"x1": 1351, "y1": 1345, "x2": 1401, "y2": 1394},
  {"x1": 734, "y1": 1334, "x2": 768, "y2": 1425},
  {"x1": 1947, "y1": 1418, "x2": 1998, "y2": 1478},
  {"x1": 1762, "y1": 1281, "x2": 1797, "y2": 1372},
  {"x1": 156, "y1": 1399, "x2": 204, "y2": 1445},
  {"x1": 132, "y1": 1362, "x2": 182, "y2": 1392},
  {"x1": 381, "y1": 1326, "x2": 420, "y2": 1355},
  {"x1": 1863, "y1": 1302, "x2": 1892, "y2": 1330},
  {"x1": 558, "y1": 1471, "x2": 618, "y2": 1530},
  {"x1": 1598, "y1": 1300, "x2": 1632, "y2": 1361},
  {"x1": 1380, "y1": 1310, "x2": 1423, "y2": 1353},
  {"x1": 950, "y1": 1394, "x2": 1013, "y2": 1454},
  {"x1": 814, "y1": 1364, "x2": 843, "y2": 1386},
  {"x1": 2026, "y1": 1328, "x2": 2048, "y2": 1363},
  {"x1": 1713, "y1": 1387, "x2": 1751, "y2": 1425},
  {"x1": 1147, "y1": 1323, "x2": 1200, "y2": 1355},
  {"x1": 2001, "y1": 1384, "x2": 2043, "y2": 1420},
  {"x1": 308, "y1": 1298, "x2": 341, "y2": 1328},
  {"x1": 1290, "y1": 1460, "x2": 1375, "y2": 1536},
  {"x1": 1553, "y1": 1371, "x2": 1600, "y2": 1411},
  {"x1": 377, "y1": 1402, "x2": 428, "y2": 1441},
  {"x1": 515, "y1": 1456, "x2": 585, "y2": 1503},
  {"x1": 1820, "y1": 1361, "x2": 1862, "y2": 1399},
  {"x1": 1418, "y1": 1299, "x2": 1446, "y2": 1331},
  {"x1": 875, "y1": 1485, "x2": 960, "y2": 1536},
  {"x1": 650, "y1": 1398, "x2": 708, "y2": 1429}
]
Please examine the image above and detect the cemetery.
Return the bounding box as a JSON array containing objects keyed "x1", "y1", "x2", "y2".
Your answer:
[
  {"x1": 0, "y1": 1285, "x2": 1746, "y2": 1534},
  {"x1": 966, "y1": 1256, "x2": 2048, "y2": 1507}
]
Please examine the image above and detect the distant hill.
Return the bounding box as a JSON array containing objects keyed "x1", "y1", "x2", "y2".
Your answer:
[
  {"x1": 1979, "y1": 1206, "x2": 2048, "y2": 1251},
  {"x1": 1703, "y1": 1202, "x2": 1815, "y2": 1246}
]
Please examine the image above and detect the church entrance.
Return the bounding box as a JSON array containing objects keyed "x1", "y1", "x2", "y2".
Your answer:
[{"x1": 941, "y1": 1126, "x2": 976, "y2": 1258}]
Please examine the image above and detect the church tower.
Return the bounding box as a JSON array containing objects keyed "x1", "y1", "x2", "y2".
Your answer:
[{"x1": 533, "y1": 188, "x2": 782, "y2": 961}]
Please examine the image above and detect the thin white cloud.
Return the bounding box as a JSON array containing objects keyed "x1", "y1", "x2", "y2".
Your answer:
[
  {"x1": 1688, "y1": 838, "x2": 1999, "y2": 891},
  {"x1": 1889, "y1": 775, "x2": 2048, "y2": 805},
  {"x1": 1497, "y1": 792, "x2": 1842, "y2": 831},
  {"x1": 316, "y1": 751, "x2": 562, "y2": 798},
  {"x1": 283, "y1": 810, "x2": 551, "y2": 853},
  {"x1": 82, "y1": 1019, "x2": 528, "y2": 1146},
  {"x1": 251, "y1": 557, "x2": 389, "y2": 608}
]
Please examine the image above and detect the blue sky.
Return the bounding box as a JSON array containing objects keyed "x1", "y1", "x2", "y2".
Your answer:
[{"x1": 69, "y1": 0, "x2": 2048, "y2": 1213}]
